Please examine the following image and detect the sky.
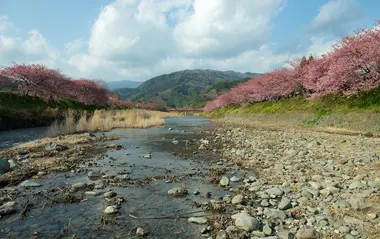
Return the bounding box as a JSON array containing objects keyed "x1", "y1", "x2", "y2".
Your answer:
[{"x1": 0, "y1": 0, "x2": 379, "y2": 82}]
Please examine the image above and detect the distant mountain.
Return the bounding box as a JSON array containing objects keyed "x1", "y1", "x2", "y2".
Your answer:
[
  {"x1": 115, "y1": 69, "x2": 263, "y2": 108},
  {"x1": 107, "y1": 80, "x2": 142, "y2": 90}
]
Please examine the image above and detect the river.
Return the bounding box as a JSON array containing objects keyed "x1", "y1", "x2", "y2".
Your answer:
[{"x1": 0, "y1": 116, "x2": 253, "y2": 238}]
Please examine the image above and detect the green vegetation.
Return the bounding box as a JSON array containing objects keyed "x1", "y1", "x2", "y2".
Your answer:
[
  {"x1": 0, "y1": 91, "x2": 105, "y2": 130},
  {"x1": 209, "y1": 88, "x2": 380, "y2": 124},
  {"x1": 115, "y1": 69, "x2": 260, "y2": 108}
]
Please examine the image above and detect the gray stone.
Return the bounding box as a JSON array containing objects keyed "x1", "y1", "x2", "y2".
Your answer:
[
  {"x1": 143, "y1": 153, "x2": 152, "y2": 159},
  {"x1": 230, "y1": 176, "x2": 241, "y2": 182},
  {"x1": 71, "y1": 182, "x2": 86, "y2": 191},
  {"x1": 265, "y1": 187, "x2": 283, "y2": 196},
  {"x1": 278, "y1": 197, "x2": 292, "y2": 210},
  {"x1": 136, "y1": 228, "x2": 145, "y2": 236},
  {"x1": 319, "y1": 188, "x2": 331, "y2": 196},
  {"x1": 263, "y1": 225, "x2": 272, "y2": 235},
  {"x1": 349, "y1": 195, "x2": 367, "y2": 210},
  {"x1": 104, "y1": 206, "x2": 118, "y2": 214},
  {"x1": 168, "y1": 187, "x2": 188, "y2": 196},
  {"x1": 309, "y1": 182, "x2": 321, "y2": 190},
  {"x1": 231, "y1": 212, "x2": 261, "y2": 231},
  {"x1": 277, "y1": 230, "x2": 294, "y2": 239},
  {"x1": 261, "y1": 199, "x2": 270, "y2": 207},
  {"x1": 296, "y1": 228, "x2": 318, "y2": 239},
  {"x1": 188, "y1": 217, "x2": 208, "y2": 224},
  {"x1": 349, "y1": 181, "x2": 363, "y2": 189},
  {"x1": 19, "y1": 180, "x2": 41, "y2": 187},
  {"x1": 220, "y1": 177, "x2": 230, "y2": 186},
  {"x1": 350, "y1": 230, "x2": 359, "y2": 236},
  {"x1": 104, "y1": 191, "x2": 117, "y2": 198},
  {"x1": 85, "y1": 191, "x2": 102, "y2": 196},
  {"x1": 338, "y1": 226, "x2": 350, "y2": 234},
  {"x1": 216, "y1": 230, "x2": 228, "y2": 239},
  {"x1": 263, "y1": 208, "x2": 286, "y2": 220},
  {"x1": 232, "y1": 194, "x2": 244, "y2": 204},
  {"x1": 88, "y1": 171, "x2": 102, "y2": 177}
]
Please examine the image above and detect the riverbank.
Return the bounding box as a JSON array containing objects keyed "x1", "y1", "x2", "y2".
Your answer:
[
  {"x1": 208, "y1": 88, "x2": 380, "y2": 135},
  {"x1": 0, "y1": 91, "x2": 102, "y2": 130}
]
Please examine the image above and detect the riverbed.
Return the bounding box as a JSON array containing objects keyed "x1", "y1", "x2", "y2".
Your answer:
[{"x1": 0, "y1": 116, "x2": 252, "y2": 238}]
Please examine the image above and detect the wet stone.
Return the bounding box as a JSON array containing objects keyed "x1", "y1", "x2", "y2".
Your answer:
[
  {"x1": 220, "y1": 177, "x2": 229, "y2": 186},
  {"x1": 104, "y1": 191, "x2": 117, "y2": 198},
  {"x1": 231, "y1": 212, "x2": 261, "y2": 231},
  {"x1": 104, "y1": 206, "x2": 118, "y2": 214},
  {"x1": 188, "y1": 217, "x2": 208, "y2": 224},
  {"x1": 230, "y1": 176, "x2": 241, "y2": 182},
  {"x1": 136, "y1": 228, "x2": 145, "y2": 236},
  {"x1": 19, "y1": 180, "x2": 41, "y2": 187},
  {"x1": 265, "y1": 187, "x2": 283, "y2": 196}
]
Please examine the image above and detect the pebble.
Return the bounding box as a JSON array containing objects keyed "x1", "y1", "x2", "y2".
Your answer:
[
  {"x1": 103, "y1": 191, "x2": 117, "y2": 198},
  {"x1": 296, "y1": 228, "x2": 318, "y2": 239},
  {"x1": 88, "y1": 171, "x2": 102, "y2": 177},
  {"x1": 309, "y1": 182, "x2": 321, "y2": 190},
  {"x1": 104, "y1": 206, "x2": 118, "y2": 214},
  {"x1": 188, "y1": 217, "x2": 208, "y2": 224},
  {"x1": 193, "y1": 191, "x2": 200, "y2": 195},
  {"x1": 19, "y1": 180, "x2": 41, "y2": 187},
  {"x1": 230, "y1": 176, "x2": 241, "y2": 182},
  {"x1": 85, "y1": 191, "x2": 102, "y2": 196},
  {"x1": 231, "y1": 212, "x2": 261, "y2": 231},
  {"x1": 71, "y1": 182, "x2": 86, "y2": 191},
  {"x1": 265, "y1": 187, "x2": 283, "y2": 196},
  {"x1": 219, "y1": 177, "x2": 229, "y2": 187},
  {"x1": 338, "y1": 226, "x2": 350, "y2": 233},
  {"x1": 278, "y1": 197, "x2": 292, "y2": 210},
  {"x1": 136, "y1": 228, "x2": 145, "y2": 236},
  {"x1": 232, "y1": 194, "x2": 244, "y2": 204},
  {"x1": 349, "y1": 181, "x2": 363, "y2": 189},
  {"x1": 168, "y1": 187, "x2": 188, "y2": 196},
  {"x1": 262, "y1": 225, "x2": 272, "y2": 235}
]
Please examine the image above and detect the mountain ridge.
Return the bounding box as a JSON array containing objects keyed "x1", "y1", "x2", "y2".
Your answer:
[{"x1": 114, "y1": 69, "x2": 263, "y2": 108}]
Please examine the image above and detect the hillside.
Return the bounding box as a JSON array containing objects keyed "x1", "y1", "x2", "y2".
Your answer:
[
  {"x1": 107, "y1": 80, "x2": 142, "y2": 90},
  {"x1": 116, "y1": 69, "x2": 261, "y2": 108}
]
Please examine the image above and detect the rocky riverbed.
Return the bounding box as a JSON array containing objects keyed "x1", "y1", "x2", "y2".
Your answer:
[
  {"x1": 0, "y1": 117, "x2": 379, "y2": 238},
  {"x1": 199, "y1": 126, "x2": 379, "y2": 239}
]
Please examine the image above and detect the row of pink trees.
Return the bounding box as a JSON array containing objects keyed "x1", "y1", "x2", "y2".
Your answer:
[
  {"x1": 204, "y1": 20, "x2": 380, "y2": 112},
  {"x1": 0, "y1": 63, "x2": 133, "y2": 107}
]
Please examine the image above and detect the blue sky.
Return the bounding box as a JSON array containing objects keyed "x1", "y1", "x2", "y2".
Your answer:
[{"x1": 0, "y1": 0, "x2": 379, "y2": 82}]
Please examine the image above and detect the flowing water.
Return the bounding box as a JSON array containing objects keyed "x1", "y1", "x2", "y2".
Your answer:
[{"x1": 0, "y1": 116, "x2": 252, "y2": 239}]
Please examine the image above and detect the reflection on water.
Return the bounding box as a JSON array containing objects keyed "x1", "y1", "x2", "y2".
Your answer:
[{"x1": 0, "y1": 126, "x2": 47, "y2": 149}]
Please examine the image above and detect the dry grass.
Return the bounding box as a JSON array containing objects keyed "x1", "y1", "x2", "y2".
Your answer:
[
  {"x1": 47, "y1": 109, "x2": 178, "y2": 136},
  {"x1": 213, "y1": 113, "x2": 380, "y2": 136}
]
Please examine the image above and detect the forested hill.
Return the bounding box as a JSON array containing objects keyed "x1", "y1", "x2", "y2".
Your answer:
[{"x1": 115, "y1": 69, "x2": 262, "y2": 108}]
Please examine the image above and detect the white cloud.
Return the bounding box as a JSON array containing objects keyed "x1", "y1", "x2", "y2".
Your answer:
[
  {"x1": 306, "y1": 37, "x2": 336, "y2": 56},
  {"x1": 0, "y1": 1, "x2": 344, "y2": 82},
  {"x1": 309, "y1": 0, "x2": 364, "y2": 35},
  {"x1": 173, "y1": 0, "x2": 283, "y2": 57},
  {"x1": 64, "y1": 39, "x2": 87, "y2": 54}
]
